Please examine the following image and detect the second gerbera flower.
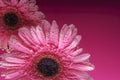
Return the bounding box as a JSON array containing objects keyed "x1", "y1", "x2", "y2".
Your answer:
[
  {"x1": 0, "y1": 0, "x2": 44, "y2": 49},
  {"x1": 0, "y1": 20, "x2": 94, "y2": 80}
]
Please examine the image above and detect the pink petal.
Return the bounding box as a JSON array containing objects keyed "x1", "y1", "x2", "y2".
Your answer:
[
  {"x1": 65, "y1": 35, "x2": 82, "y2": 50},
  {"x1": 33, "y1": 12, "x2": 45, "y2": 20},
  {"x1": 36, "y1": 25, "x2": 46, "y2": 45},
  {"x1": 30, "y1": 27, "x2": 40, "y2": 44},
  {"x1": 71, "y1": 64, "x2": 95, "y2": 71},
  {"x1": 4, "y1": 70, "x2": 23, "y2": 79},
  {"x1": 69, "y1": 70, "x2": 93, "y2": 80},
  {"x1": 59, "y1": 24, "x2": 69, "y2": 48},
  {"x1": 9, "y1": 36, "x2": 33, "y2": 54},
  {"x1": 42, "y1": 20, "x2": 51, "y2": 43},
  {"x1": 18, "y1": 27, "x2": 38, "y2": 49},
  {"x1": 0, "y1": 0, "x2": 6, "y2": 7},
  {"x1": 18, "y1": 0, "x2": 28, "y2": 6},
  {"x1": 70, "y1": 48, "x2": 83, "y2": 56},
  {"x1": 62, "y1": 24, "x2": 74, "y2": 46},
  {"x1": 5, "y1": 57, "x2": 25, "y2": 64},
  {"x1": 2, "y1": 0, "x2": 10, "y2": 5},
  {"x1": 0, "y1": 34, "x2": 9, "y2": 50},
  {"x1": 11, "y1": 0, "x2": 18, "y2": 5},
  {"x1": 73, "y1": 54, "x2": 91, "y2": 63},
  {"x1": 50, "y1": 20, "x2": 59, "y2": 46},
  {"x1": 0, "y1": 62, "x2": 22, "y2": 67},
  {"x1": 59, "y1": 24, "x2": 77, "y2": 49}
]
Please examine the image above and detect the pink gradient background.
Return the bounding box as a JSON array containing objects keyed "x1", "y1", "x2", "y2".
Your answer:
[{"x1": 0, "y1": 0, "x2": 120, "y2": 80}]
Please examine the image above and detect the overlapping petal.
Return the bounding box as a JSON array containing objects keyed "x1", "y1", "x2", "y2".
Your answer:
[
  {"x1": 0, "y1": 20, "x2": 94, "y2": 80},
  {"x1": 0, "y1": 0, "x2": 44, "y2": 49}
]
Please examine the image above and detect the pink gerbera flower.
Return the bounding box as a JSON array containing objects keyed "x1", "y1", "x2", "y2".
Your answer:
[
  {"x1": 0, "y1": 20, "x2": 94, "y2": 80},
  {"x1": 0, "y1": 0, "x2": 44, "y2": 49}
]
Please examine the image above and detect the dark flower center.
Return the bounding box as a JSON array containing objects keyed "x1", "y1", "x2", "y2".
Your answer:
[
  {"x1": 37, "y1": 57, "x2": 59, "y2": 77},
  {"x1": 3, "y1": 12, "x2": 19, "y2": 28}
]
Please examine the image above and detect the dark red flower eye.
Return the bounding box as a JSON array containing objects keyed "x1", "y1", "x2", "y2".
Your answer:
[
  {"x1": 3, "y1": 12, "x2": 19, "y2": 29},
  {"x1": 0, "y1": 0, "x2": 44, "y2": 49},
  {"x1": 37, "y1": 57, "x2": 59, "y2": 77}
]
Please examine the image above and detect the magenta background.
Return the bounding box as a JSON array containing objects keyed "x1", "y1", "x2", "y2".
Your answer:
[
  {"x1": 0, "y1": 0, "x2": 120, "y2": 80},
  {"x1": 38, "y1": 0, "x2": 120, "y2": 80}
]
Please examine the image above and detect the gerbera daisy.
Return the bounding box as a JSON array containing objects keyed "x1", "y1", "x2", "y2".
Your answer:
[
  {"x1": 0, "y1": 20, "x2": 94, "y2": 80},
  {"x1": 0, "y1": 0, "x2": 45, "y2": 49}
]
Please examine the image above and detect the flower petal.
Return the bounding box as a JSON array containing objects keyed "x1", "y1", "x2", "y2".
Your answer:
[
  {"x1": 0, "y1": 34, "x2": 9, "y2": 50},
  {"x1": 0, "y1": 0, "x2": 6, "y2": 7},
  {"x1": 59, "y1": 24, "x2": 77, "y2": 49},
  {"x1": 18, "y1": 27, "x2": 38, "y2": 49},
  {"x1": 36, "y1": 25, "x2": 46, "y2": 45},
  {"x1": 73, "y1": 54, "x2": 91, "y2": 63},
  {"x1": 30, "y1": 27, "x2": 40, "y2": 45},
  {"x1": 65, "y1": 35, "x2": 82, "y2": 50},
  {"x1": 70, "y1": 48, "x2": 83, "y2": 56},
  {"x1": 42, "y1": 20, "x2": 51, "y2": 43},
  {"x1": 71, "y1": 63, "x2": 95, "y2": 71},
  {"x1": 50, "y1": 20, "x2": 59, "y2": 46},
  {"x1": 59, "y1": 24, "x2": 68, "y2": 48},
  {"x1": 9, "y1": 36, "x2": 33, "y2": 54},
  {"x1": 5, "y1": 57, "x2": 25, "y2": 64},
  {"x1": 0, "y1": 62, "x2": 22, "y2": 67},
  {"x1": 69, "y1": 70, "x2": 93, "y2": 80},
  {"x1": 11, "y1": 0, "x2": 18, "y2": 5},
  {"x1": 4, "y1": 70, "x2": 23, "y2": 79},
  {"x1": 18, "y1": 0, "x2": 28, "y2": 6}
]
